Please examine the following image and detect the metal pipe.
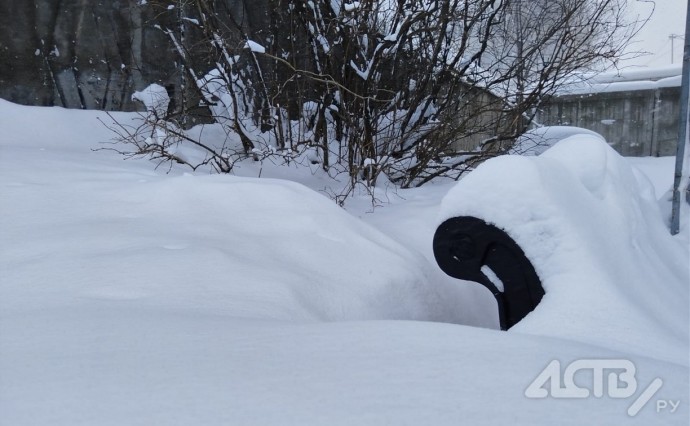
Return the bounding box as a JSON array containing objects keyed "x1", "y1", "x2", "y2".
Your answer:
[{"x1": 670, "y1": 3, "x2": 690, "y2": 235}]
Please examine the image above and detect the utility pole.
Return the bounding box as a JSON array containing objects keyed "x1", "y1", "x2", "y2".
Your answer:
[
  {"x1": 670, "y1": 34, "x2": 684, "y2": 64},
  {"x1": 670, "y1": 12, "x2": 690, "y2": 235}
]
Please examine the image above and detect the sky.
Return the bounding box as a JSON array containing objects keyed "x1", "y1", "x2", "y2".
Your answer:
[{"x1": 622, "y1": 0, "x2": 688, "y2": 68}]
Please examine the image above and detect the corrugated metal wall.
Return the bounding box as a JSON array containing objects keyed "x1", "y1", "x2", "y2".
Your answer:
[{"x1": 537, "y1": 86, "x2": 680, "y2": 157}]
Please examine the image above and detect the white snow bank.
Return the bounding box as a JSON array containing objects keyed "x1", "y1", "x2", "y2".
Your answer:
[
  {"x1": 626, "y1": 156, "x2": 677, "y2": 199},
  {"x1": 1, "y1": 99, "x2": 688, "y2": 424},
  {"x1": 1, "y1": 168, "x2": 456, "y2": 323},
  {"x1": 0, "y1": 100, "x2": 467, "y2": 324},
  {"x1": 2, "y1": 314, "x2": 686, "y2": 426},
  {"x1": 510, "y1": 126, "x2": 606, "y2": 156},
  {"x1": 439, "y1": 136, "x2": 689, "y2": 364}
]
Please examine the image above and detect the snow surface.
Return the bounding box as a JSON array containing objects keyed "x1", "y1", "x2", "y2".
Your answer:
[
  {"x1": 510, "y1": 126, "x2": 606, "y2": 156},
  {"x1": 439, "y1": 136, "x2": 689, "y2": 366},
  {"x1": 0, "y1": 99, "x2": 688, "y2": 424}
]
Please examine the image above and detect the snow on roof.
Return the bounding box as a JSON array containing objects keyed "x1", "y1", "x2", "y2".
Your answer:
[
  {"x1": 590, "y1": 64, "x2": 683, "y2": 84},
  {"x1": 557, "y1": 65, "x2": 683, "y2": 96}
]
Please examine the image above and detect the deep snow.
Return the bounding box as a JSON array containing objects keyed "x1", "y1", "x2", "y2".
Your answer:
[
  {"x1": 0, "y1": 99, "x2": 688, "y2": 425},
  {"x1": 439, "y1": 135, "x2": 688, "y2": 364}
]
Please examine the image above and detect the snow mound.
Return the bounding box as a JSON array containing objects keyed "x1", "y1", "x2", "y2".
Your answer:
[
  {"x1": 0, "y1": 99, "x2": 463, "y2": 324},
  {"x1": 2, "y1": 172, "x2": 453, "y2": 322},
  {"x1": 131, "y1": 83, "x2": 169, "y2": 116},
  {"x1": 439, "y1": 135, "x2": 689, "y2": 364},
  {"x1": 510, "y1": 126, "x2": 606, "y2": 156},
  {"x1": 1, "y1": 100, "x2": 688, "y2": 425}
]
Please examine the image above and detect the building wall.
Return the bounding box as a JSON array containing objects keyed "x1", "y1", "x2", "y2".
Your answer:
[{"x1": 537, "y1": 86, "x2": 680, "y2": 157}]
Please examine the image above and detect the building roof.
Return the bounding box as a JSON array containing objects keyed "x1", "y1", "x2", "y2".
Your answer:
[{"x1": 557, "y1": 65, "x2": 683, "y2": 96}]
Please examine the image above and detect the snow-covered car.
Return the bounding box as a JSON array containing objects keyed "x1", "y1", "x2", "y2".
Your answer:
[{"x1": 509, "y1": 126, "x2": 606, "y2": 156}]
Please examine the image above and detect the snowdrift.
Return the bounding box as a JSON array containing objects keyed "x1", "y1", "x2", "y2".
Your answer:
[
  {"x1": 509, "y1": 126, "x2": 606, "y2": 156},
  {"x1": 1, "y1": 100, "x2": 688, "y2": 425},
  {"x1": 0, "y1": 98, "x2": 468, "y2": 323},
  {"x1": 1, "y1": 168, "x2": 455, "y2": 323},
  {"x1": 439, "y1": 136, "x2": 689, "y2": 364}
]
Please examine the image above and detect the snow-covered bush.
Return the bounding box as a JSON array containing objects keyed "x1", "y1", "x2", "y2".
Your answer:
[
  {"x1": 109, "y1": 0, "x2": 642, "y2": 201},
  {"x1": 131, "y1": 84, "x2": 170, "y2": 118}
]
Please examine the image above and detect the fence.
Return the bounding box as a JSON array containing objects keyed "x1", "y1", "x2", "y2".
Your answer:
[{"x1": 536, "y1": 70, "x2": 682, "y2": 157}]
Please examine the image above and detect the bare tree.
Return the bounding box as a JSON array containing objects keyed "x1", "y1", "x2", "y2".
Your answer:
[{"x1": 108, "y1": 0, "x2": 642, "y2": 200}]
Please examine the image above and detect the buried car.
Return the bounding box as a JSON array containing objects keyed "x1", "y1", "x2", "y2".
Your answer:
[{"x1": 509, "y1": 126, "x2": 606, "y2": 156}]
